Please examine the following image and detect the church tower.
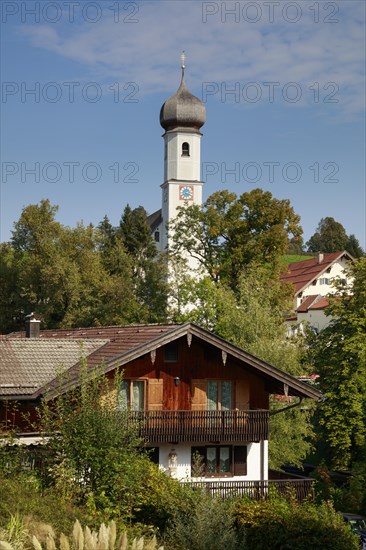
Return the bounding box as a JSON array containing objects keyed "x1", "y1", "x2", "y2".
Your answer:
[{"x1": 155, "y1": 52, "x2": 206, "y2": 269}]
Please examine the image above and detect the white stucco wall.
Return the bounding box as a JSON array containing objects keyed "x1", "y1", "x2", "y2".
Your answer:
[
  {"x1": 297, "y1": 309, "x2": 332, "y2": 333},
  {"x1": 296, "y1": 256, "x2": 352, "y2": 308},
  {"x1": 157, "y1": 440, "x2": 268, "y2": 482},
  {"x1": 164, "y1": 132, "x2": 202, "y2": 182},
  {"x1": 158, "y1": 129, "x2": 204, "y2": 275}
]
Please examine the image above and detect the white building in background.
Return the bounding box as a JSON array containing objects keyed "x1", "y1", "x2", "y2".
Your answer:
[
  {"x1": 281, "y1": 251, "x2": 354, "y2": 333},
  {"x1": 147, "y1": 53, "x2": 206, "y2": 274}
]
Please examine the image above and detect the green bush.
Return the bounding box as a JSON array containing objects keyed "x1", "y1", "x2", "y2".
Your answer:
[
  {"x1": 0, "y1": 476, "x2": 86, "y2": 537},
  {"x1": 234, "y1": 497, "x2": 359, "y2": 550},
  {"x1": 163, "y1": 491, "x2": 243, "y2": 550}
]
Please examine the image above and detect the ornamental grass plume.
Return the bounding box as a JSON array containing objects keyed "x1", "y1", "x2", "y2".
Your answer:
[
  {"x1": 59, "y1": 534, "x2": 70, "y2": 550},
  {"x1": 0, "y1": 520, "x2": 164, "y2": 550},
  {"x1": 72, "y1": 520, "x2": 84, "y2": 550},
  {"x1": 96, "y1": 523, "x2": 108, "y2": 550}
]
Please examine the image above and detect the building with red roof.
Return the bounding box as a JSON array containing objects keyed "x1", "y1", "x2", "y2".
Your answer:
[{"x1": 280, "y1": 251, "x2": 353, "y2": 332}]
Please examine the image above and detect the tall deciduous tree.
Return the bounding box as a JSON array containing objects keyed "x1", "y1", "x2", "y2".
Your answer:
[
  {"x1": 306, "y1": 217, "x2": 348, "y2": 253},
  {"x1": 169, "y1": 188, "x2": 302, "y2": 286},
  {"x1": 2, "y1": 201, "x2": 141, "y2": 330},
  {"x1": 310, "y1": 258, "x2": 366, "y2": 469},
  {"x1": 0, "y1": 242, "x2": 23, "y2": 332}
]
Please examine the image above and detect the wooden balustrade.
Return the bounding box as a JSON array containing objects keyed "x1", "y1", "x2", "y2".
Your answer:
[
  {"x1": 185, "y1": 478, "x2": 315, "y2": 502},
  {"x1": 129, "y1": 410, "x2": 269, "y2": 443}
]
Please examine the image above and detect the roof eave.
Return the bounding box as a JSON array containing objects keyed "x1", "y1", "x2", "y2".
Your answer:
[{"x1": 39, "y1": 322, "x2": 322, "y2": 402}]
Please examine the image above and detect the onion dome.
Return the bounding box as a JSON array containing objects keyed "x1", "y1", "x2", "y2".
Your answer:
[{"x1": 160, "y1": 52, "x2": 206, "y2": 133}]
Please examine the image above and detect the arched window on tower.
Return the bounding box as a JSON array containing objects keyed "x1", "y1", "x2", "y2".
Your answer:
[{"x1": 182, "y1": 142, "x2": 190, "y2": 157}]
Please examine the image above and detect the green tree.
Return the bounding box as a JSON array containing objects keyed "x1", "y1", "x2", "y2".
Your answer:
[
  {"x1": 0, "y1": 243, "x2": 23, "y2": 333},
  {"x1": 97, "y1": 215, "x2": 117, "y2": 253},
  {"x1": 11, "y1": 199, "x2": 61, "y2": 253},
  {"x1": 10, "y1": 200, "x2": 80, "y2": 328},
  {"x1": 310, "y1": 258, "x2": 366, "y2": 470},
  {"x1": 5, "y1": 201, "x2": 140, "y2": 330},
  {"x1": 37, "y1": 361, "x2": 193, "y2": 525},
  {"x1": 169, "y1": 188, "x2": 302, "y2": 286},
  {"x1": 306, "y1": 217, "x2": 348, "y2": 253},
  {"x1": 119, "y1": 205, "x2": 157, "y2": 264},
  {"x1": 118, "y1": 205, "x2": 168, "y2": 321},
  {"x1": 287, "y1": 235, "x2": 305, "y2": 255},
  {"x1": 346, "y1": 234, "x2": 364, "y2": 258}
]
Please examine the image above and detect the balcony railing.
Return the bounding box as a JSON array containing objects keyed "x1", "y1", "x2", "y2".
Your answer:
[
  {"x1": 129, "y1": 410, "x2": 269, "y2": 443},
  {"x1": 185, "y1": 479, "x2": 314, "y2": 502}
]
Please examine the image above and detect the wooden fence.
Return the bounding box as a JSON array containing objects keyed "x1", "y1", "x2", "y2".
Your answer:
[{"x1": 185, "y1": 478, "x2": 315, "y2": 502}]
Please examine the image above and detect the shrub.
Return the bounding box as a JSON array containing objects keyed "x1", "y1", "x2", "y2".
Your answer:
[
  {"x1": 234, "y1": 497, "x2": 359, "y2": 550},
  {"x1": 0, "y1": 476, "x2": 86, "y2": 537},
  {"x1": 163, "y1": 490, "x2": 243, "y2": 550}
]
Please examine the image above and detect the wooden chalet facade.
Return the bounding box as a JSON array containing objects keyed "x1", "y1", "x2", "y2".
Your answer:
[{"x1": 0, "y1": 321, "x2": 321, "y2": 497}]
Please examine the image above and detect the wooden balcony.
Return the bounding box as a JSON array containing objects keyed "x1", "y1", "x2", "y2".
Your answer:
[
  {"x1": 129, "y1": 410, "x2": 269, "y2": 443},
  {"x1": 185, "y1": 478, "x2": 315, "y2": 503}
]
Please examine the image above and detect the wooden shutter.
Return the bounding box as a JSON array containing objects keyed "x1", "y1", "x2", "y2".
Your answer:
[
  {"x1": 191, "y1": 380, "x2": 207, "y2": 411},
  {"x1": 147, "y1": 379, "x2": 163, "y2": 410},
  {"x1": 236, "y1": 380, "x2": 250, "y2": 410},
  {"x1": 234, "y1": 446, "x2": 247, "y2": 476}
]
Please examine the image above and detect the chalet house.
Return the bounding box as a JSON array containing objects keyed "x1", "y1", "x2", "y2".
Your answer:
[
  {"x1": 0, "y1": 318, "x2": 321, "y2": 497},
  {"x1": 280, "y1": 251, "x2": 353, "y2": 332}
]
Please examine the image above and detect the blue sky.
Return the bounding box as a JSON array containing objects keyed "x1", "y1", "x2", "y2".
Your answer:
[{"x1": 1, "y1": 0, "x2": 365, "y2": 248}]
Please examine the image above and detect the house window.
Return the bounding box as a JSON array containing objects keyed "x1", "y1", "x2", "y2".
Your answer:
[
  {"x1": 154, "y1": 230, "x2": 160, "y2": 242},
  {"x1": 182, "y1": 142, "x2": 190, "y2": 157},
  {"x1": 164, "y1": 343, "x2": 178, "y2": 362},
  {"x1": 319, "y1": 277, "x2": 329, "y2": 285},
  {"x1": 207, "y1": 380, "x2": 233, "y2": 411},
  {"x1": 191, "y1": 445, "x2": 247, "y2": 477},
  {"x1": 312, "y1": 279, "x2": 317, "y2": 285},
  {"x1": 118, "y1": 380, "x2": 145, "y2": 411}
]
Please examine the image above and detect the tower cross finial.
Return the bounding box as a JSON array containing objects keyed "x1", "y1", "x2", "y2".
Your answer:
[{"x1": 181, "y1": 50, "x2": 186, "y2": 69}]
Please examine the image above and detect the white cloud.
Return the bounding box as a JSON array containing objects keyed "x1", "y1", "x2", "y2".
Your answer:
[{"x1": 17, "y1": 0, "x2": 365, "y2": 113}]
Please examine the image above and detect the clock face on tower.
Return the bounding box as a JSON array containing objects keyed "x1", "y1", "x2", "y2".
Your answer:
[{"x1": 179, "y1": 185, "x2": 194, "y2": 201}]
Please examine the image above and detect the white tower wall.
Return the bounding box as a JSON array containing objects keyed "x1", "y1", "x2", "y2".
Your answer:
[{"x1": 164, "y1": 132, "x2": 202, "y2": 182}]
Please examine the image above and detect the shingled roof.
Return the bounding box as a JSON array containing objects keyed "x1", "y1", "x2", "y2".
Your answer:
[
  {"x1": 0, "y1": 339, "x2": 108, "y2": 397},
  {"x1": 280, "y1": 251, "x2": 352, "y2": 295}
]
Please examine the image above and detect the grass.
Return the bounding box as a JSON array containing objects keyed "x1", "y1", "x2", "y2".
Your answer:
[{"x1": 280, "y1": 254, "x2": 315, "y2": 267}]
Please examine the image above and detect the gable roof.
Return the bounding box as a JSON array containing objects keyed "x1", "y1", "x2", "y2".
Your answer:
[
  {"x1": 296, "y1": 295, "x2": 330, "y2": 313},
  {"x1": 1, "y1": 323, "x2": 321, "y2": 402},
  {"x1": 280, "y1": 251, "x2": 353, "y2": 295},
  {"x1": 296, "y1": 295, "x2": 319, "y2": 313},
  {"x1": 308, "y1": 297, "x2": 329, "y2": 310}
]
